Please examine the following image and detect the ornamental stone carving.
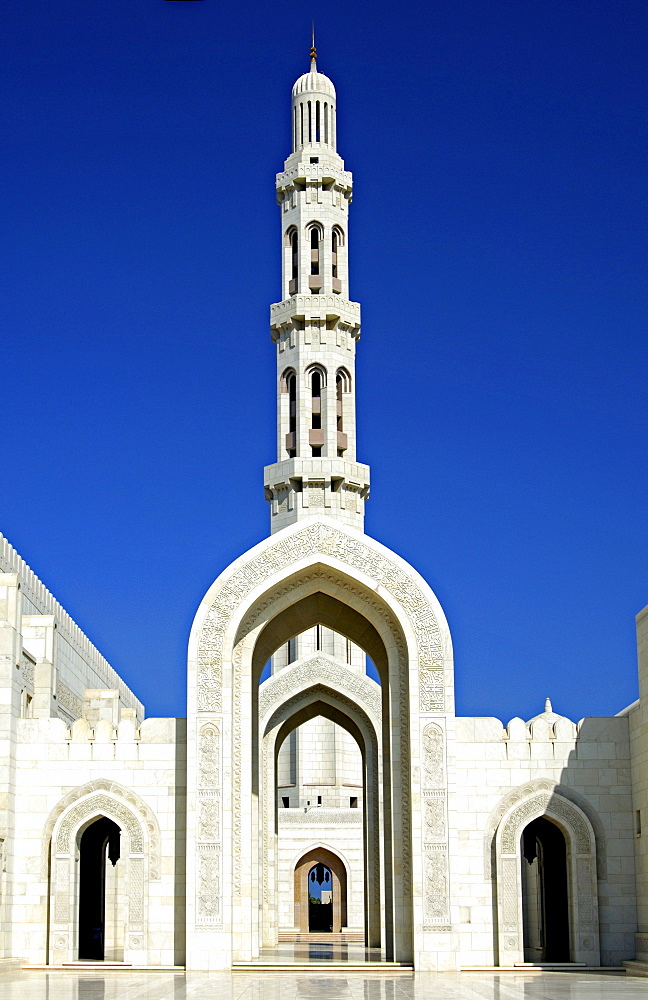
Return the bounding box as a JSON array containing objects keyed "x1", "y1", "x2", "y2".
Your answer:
[
  {"x1": 500, "y1": 792, "x2": 593, "y2": 856},
  {"x1": 197, "y1": 848, "x2": 221, "y2": 922},
  {"x1": 197, "y1": 521, "x2": 447, "y2": 713},
  {"x1": 484, "y1": 778, "x2": 606, "y2": 880},
  {"x1": 42, "y1": 779, "x2": 161, "y2": 879},
  {"x1": 422, "y1": 722, "x2": 444, "y2": 788},
  {"x1": 198, "y1": 724, "x2": 220, "y2": 788},
  {"x1": 56, "y1": 794, "x2": 143, "y2": 853},
  {"x1": 423, "y1": 849, "x2": 449, "y2": 924}
]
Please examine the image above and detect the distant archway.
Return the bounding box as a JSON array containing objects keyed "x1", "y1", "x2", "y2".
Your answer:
[{"x1": 294, "y1": 847, "x2": 347, "y2": 934}]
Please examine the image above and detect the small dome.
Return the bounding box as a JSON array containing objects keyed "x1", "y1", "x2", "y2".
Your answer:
[
  {"x1": 292, "y1": 70, "x2": 336, "y2": 100},
  {"x1": 527, "y1": 697, "x2": 562, "y2": 725}
]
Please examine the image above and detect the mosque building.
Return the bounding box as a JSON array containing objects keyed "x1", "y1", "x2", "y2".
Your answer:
[{"x1": 1, "y1": 44, "x2": 647, "y2": 974}]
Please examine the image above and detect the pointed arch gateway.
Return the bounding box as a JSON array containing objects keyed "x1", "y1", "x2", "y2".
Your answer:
[
  {"x1": 493, "y1": 788, "x2": 601, "y2": 966},
  {"x1": 45, "y1": 781, "x2": 157, "y2": 965},
  {"x1": 186, "y1": 516, "x2": 454, "y2": 970}
]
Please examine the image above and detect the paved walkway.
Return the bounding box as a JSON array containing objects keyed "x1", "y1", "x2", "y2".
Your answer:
[{"x1": 1, "y1": 968, "x2": 648, "y2": 1000}]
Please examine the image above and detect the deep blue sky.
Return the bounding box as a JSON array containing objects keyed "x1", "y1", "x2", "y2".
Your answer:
[{"x1": 1, "y1": 1, "x2": 646, "y2": 723}]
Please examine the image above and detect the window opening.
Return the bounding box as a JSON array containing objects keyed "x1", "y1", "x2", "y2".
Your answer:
[
  {"x1": 350, "y1": 797, "x2": 358, "y2": 809},
  {"x1": 316, "y1": 101, "x2": 320, "y2": 142},
  {"x1": 317, "y1": 795, "x2": 322, "y2": 806},
  {"x1": 287, "y1": 636, "x2": 297, "y2": 664},
  {"x1": 332, "y1": 230, "x2": 338, "y2": 278},
  {"x1": 316, "y1": 624, "x2": 322, "y2": 651},
  {"x1": 310, "y1": 227, "x2": 320, "y2": 275},
  {"x1": 282, "y1": 796, "x2": 290, "y2": 809},
  {"x1": 311, "y1": 370, "x2": 321, "y2": 430},
  {"x1": 308, "y1": 101, "x2": 312, "y2": 143},
  {"x1": 336, "y1": 372, "x2": 344, "y2": 456},
  {"x1": 324, "y1": 104, "x2": 328, "y2": 144},
  {"x1": 287, "y1": 372, "x2": 296, "y2": 458}
]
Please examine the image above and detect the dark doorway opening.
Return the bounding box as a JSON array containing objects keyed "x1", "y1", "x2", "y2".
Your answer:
[
  {"x1": 78, "y1": 816, "x2": 121, "y2": 960},
  {"x1": 522, "y1": 816, "x2": 570, "y2": 962},
  {"x1": 308, "y1": 863, "x2": 333, "y2": 932}
]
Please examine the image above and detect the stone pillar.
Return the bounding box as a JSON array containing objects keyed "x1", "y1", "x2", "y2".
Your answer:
[
  {"x1": 631, "y1": 605, "x2": 648, "y2": 961},
  {"x1": 0, "y1": 573, "x2": 23, "y2": 959}
]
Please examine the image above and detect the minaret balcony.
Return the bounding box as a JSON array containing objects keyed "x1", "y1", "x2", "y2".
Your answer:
[
  {"x1": 285, "y1": 432, "x2": 296, "y2": 451},
  {"x1": 337, "y1": 432, "x2": 348, "y2": 451},
  {"x1": 308, "y1": 275, "x2": 323, "y2": 291},
  {"x1": 309, "y1": 429, "x2": 325, "y2": 447},
  {"x1": 332, "y1": 277, "x2": 342, "y2": 293},
  {"x1": 270, "y1": 296, "x2": 360, "y2": 336}
]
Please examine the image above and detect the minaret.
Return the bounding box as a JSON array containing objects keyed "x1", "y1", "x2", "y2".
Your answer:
[{"x1": 264, "y1": 44, "x2": 370, "y2": 533}]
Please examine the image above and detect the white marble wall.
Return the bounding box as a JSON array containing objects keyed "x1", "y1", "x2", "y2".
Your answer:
[
  {"x1": 8, "y1": 716, "x2": 186, "y2": 967},
  {"x1": 450, "y1": 711, "x2": 636, "y2": 967}
]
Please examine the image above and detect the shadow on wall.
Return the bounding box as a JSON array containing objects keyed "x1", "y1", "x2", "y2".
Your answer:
[{"x1": 481, "y1": 707, "x2": 635, "y2": 967}]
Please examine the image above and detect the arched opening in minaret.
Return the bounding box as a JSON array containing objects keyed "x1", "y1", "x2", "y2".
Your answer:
[
  {"x1": 521, "y1": 816, "x2": 570, "y2": 962},
  {"x1": 77, "y1": 816, "x2": 123, "y2": 961}
]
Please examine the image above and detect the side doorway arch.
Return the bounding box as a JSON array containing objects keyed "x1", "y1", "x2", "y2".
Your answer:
[
  {"x1": 494, "y1": 790, "x2": 600, "y2": 966},
  {"x1": 47, "y1": 789, "x2": 154, "y2": 965}
]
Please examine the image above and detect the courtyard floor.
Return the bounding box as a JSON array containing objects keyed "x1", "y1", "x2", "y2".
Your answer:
[{"x1": 1, "y1": 968, "x2": 648, "y2": 1000}]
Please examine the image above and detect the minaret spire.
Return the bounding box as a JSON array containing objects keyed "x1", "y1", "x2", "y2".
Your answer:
[
  {"x1": 264, "y1": 54, "x2": 371, "y2": 533},
  {"x1": 310, "y1": 23, "x2": 317, "y2": 71}
]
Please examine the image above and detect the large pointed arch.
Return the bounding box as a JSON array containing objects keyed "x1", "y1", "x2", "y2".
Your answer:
[{"x1": 186, "y1": 516, "x2": 454, "y2": 970}]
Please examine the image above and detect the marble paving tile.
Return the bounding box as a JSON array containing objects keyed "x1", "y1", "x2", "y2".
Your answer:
[{"x1": 1, "y1": 971, "x2": 647, "y2": 1000}]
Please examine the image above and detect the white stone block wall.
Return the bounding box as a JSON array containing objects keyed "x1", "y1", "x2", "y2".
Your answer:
[
  {"x1": 277, "y1": 810, "x2": 364, "y2": 931},
  {"x1": 450, "y1": 714, "x2": 636, "y2": 966},
  {"x1": 7, "y1": 716, "x2": 186, "y2": 966}
]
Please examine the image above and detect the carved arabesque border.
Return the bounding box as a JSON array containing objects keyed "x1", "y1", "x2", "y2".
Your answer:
[
  {"x1": 41, "y1": 779, "x2": 161, "y2": 880},
  {"x1": 484, "y1": 778, "x2": 607, "y2": 880}
]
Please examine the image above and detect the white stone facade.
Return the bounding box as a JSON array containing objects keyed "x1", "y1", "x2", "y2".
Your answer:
[{"x1": 0, "y1": 47, "x2": 646, "y2": 975}]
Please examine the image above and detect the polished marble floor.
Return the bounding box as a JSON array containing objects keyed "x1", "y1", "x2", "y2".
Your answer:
[{"x1": 1, "y1": 969, "x2": 648, "y2": 1000}]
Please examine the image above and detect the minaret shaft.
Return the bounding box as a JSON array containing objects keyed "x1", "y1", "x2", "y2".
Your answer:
[{"x1": 264, "y1": 59, "x2": 370, "y2": 533}]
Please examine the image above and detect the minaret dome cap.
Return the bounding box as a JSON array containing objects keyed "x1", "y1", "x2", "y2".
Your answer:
[{"x1": 292, "y1": 70, "x2": 336, "y2": 100}]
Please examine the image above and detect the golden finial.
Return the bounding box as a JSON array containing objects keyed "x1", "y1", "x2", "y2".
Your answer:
[{"x1": 310, "y1": 22, "x2": 317, "y2": 69}]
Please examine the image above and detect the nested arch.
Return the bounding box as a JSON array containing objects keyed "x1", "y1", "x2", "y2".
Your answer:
[
  {"x1": 280, "y1": 367, "x2": 296, "y2": 392},
  {"x1": 304, "y1": 362, "x2": 327, "y2": 389},
  {"x1": 262, "y1": 683, "x2": 381, "y2": 948},
  {"x1": 189, "y1": 518, "x2": 454, "y2": 965},
  {"x1": 336, "y1": 366, "x2": 351, "y2": 393}
]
